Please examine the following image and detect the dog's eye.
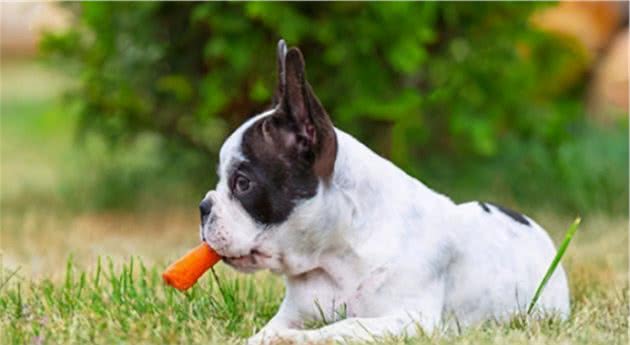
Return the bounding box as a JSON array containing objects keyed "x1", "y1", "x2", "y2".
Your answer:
[{"x1": 234, "y1": 174, "x2": 251, "y2": 194}]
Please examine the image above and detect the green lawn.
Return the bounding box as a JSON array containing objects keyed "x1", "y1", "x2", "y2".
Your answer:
[
  {"x1": 1, "y1": 220, "x2": 627, "y2": 345},
  {"x1": 1, "y1": 60, "x2": 627, "y2": 344}
]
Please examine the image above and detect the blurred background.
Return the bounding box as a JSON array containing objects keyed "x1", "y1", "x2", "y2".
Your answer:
[{"x1": 1, "y1": 2, "x2": 628, "y2": 279}]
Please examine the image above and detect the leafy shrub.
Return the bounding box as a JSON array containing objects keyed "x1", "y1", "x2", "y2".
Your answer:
[
  {"x1": 41, "y1": 2, "x2": 626, "y2": 214},
  {"x1": 421, "y1": 120, "x2": 628, "y2": 214}
]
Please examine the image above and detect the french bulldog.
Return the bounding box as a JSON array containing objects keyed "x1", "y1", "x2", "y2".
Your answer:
[{"x1": 199, "y1": 40, "x2": 570, "y2": 344}]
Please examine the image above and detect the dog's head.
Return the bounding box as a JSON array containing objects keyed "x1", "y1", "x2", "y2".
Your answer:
[{"x1": 200, "y1": 40, "x2": 338, "y2": 274}]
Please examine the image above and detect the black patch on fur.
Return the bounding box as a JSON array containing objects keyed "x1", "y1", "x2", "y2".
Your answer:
[
  {"x1": 489, "y1": 203, "x2": 530, "y2": 226},
  {"x1": 227, "y1": 42, "x2": 336, "y2": 225},
  {"x1": 478, "y1": 201, "x2": 491, "y2": 213},
  {"x1": 236, "y1": 116, "x2": 320, "y2": 224}
]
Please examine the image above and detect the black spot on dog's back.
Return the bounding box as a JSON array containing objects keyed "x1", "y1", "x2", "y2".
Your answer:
[
  {"x1": 478, "y1": 201, "x2": 491, "y2": 213},
  {"x1": 489, "y1": 203, "x2": 530, "y2": 226}
]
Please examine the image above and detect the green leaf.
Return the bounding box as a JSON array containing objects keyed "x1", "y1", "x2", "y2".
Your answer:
[
  {"x1": 527, "y1": 217, "x2": 581, "y2": 314},
  {"x1": 157, "y1": 75, "x2": 194, "y2": 102}
]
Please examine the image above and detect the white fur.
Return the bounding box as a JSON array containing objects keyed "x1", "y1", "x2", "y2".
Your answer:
[
  {"x1": 202, "y1": 119, "x2": 570, "y2": 344},
  {"x1": 217, "y1": 109, "x2": 276, "y2": 182}
]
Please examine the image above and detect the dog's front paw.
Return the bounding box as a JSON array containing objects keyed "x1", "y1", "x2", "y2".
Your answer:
[
  {"x1": 246, "y1": 331, "x2": 273, "y2": 345},
  {"x1": 246, "y1": 333, "x2": 266, "y2": 345},
  {"x1": 246, "y1": 330, "x2": 287, "y2": 345},
  {"x1": 246, "y1": 329, "x2": 315, "y2": 345}
]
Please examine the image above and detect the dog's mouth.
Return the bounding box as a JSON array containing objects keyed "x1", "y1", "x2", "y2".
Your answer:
[{"x1": 223, "y1": 249, "x2": 272, "y2": 271}]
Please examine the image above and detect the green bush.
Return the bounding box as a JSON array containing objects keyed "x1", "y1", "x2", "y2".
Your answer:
[{"x1": 41, "y1": 2, "x2": 627, "y2": 214}]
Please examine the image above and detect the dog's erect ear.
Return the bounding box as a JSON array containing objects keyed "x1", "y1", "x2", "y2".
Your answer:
[
  {"x1": 271, "y1": 39, "x2": 288, "y2": 108},
  {"x1": 272, "y1": 42, "x2": 337, "y2": 179},
  {"x1": 282, "y1": 48, "x2": 311, "y2": 141}
]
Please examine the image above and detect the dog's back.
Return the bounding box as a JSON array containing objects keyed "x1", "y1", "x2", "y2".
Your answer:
[{"x1": 442, "y1": 201, "x2": 570, "y2": 327}]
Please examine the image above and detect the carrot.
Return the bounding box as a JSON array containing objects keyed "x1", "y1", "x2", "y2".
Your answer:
[{"x1": 162, "y1": 243, "x2": 221, "y2": 291}]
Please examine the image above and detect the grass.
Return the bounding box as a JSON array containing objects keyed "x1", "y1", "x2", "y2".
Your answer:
[
  {"x1": 0, "y1": 258, "x2": 283, "y2": 345},
  {"x1": 527, "y1": 217, "x2": 580, "y2": 314},
  {"x1": 1, "y1": 192, "x2": 627, "y2": 344},
  {"x1": 1, "y1": 219, "x2": 627, "y2": 345},
  {"x1": 1, "y1": 59, "x2": 628, "y2": 344}
]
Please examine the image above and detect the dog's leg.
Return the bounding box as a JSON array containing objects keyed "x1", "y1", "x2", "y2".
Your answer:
[
  {"x1": 247, "y1": 299, "x2": 302, "y2": 345},
  {"x1": 260, "y1": 279, "x2": 445, "y2": 344},
  {"x1": 267, "y1": 312, "x2": 439, "y2": 344},
  {"x1": 246, "y1": 316, "x2": 291, "y2": 345},
  {"x1": 246, "y1": 308, "x2": 440, "y2": 345}
]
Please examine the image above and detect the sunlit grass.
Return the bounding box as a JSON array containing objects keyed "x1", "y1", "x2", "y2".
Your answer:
[
  {"x1": 0, "y1": 245, "x2": 627, "y2": 345},
  {"x1": 0, "y1": 257, "x2": 283, "y2": 345}
]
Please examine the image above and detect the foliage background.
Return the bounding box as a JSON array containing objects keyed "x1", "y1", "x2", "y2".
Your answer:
[{"x1": 39, "y1": 2, "x2": 628, "y2": 214}]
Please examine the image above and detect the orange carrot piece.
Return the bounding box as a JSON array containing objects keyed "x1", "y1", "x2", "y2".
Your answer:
[{"x1": 162, "y1": 243, "x2": 221, "y2": 291}]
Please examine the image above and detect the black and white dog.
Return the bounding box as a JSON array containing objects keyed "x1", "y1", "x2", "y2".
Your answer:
[{"x1": 199, "y1": 40, "x2": 569, "y2": 344}]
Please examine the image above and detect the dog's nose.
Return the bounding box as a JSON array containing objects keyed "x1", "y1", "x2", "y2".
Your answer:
[{"x1": 199, "y1": 198, "x2": 213, "y2": 223}]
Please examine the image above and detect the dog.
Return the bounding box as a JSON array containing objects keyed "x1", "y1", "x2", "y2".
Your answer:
[{"x1": 199, "y1": 40, "x2": 570, "y2": 344}]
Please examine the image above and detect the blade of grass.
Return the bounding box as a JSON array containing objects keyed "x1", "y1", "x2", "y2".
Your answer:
[
  {"x1": 0, "y1": 266, "x2": 21, "y2": 291},
  {"x1": 527, "y1": 217, "x2": 581, "y2": 314}
]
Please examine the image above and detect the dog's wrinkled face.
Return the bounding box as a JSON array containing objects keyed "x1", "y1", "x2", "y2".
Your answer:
[{"x1": 200, "y1": 41, "x2": 337, "y2": 274}]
